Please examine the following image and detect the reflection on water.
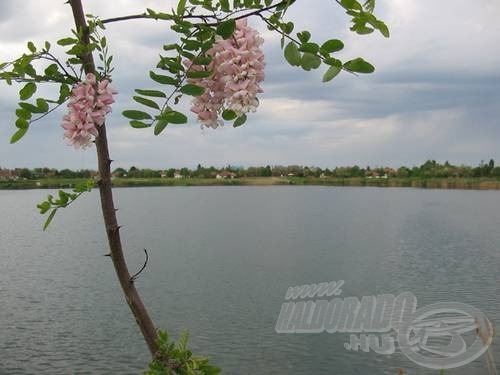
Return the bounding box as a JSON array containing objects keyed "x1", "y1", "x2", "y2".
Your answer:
[{"x1": 0, "y1": 187, "x2": 498, "y2": 374}]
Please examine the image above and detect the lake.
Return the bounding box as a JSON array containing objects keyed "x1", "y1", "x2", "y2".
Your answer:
[{"x1": 0, "y1": 186, "x2": 498, "y2": 374}]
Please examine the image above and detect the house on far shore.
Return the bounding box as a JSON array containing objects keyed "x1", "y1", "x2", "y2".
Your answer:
[
  {"x1": 174, "y1": 170, "x2": 183, "y2": 179},
  {"x1": 0, "y1": 168, "x2": 18, "y2": 180},
  {"x1": 0, "y1": 169, "x2": 12, "y2": 180},
  {"x1": 216, "y1": 171, "x2": 237, "y2": 179},
  {"x1": 160, "y1": 171, "x2": 167, "y2": 178}
]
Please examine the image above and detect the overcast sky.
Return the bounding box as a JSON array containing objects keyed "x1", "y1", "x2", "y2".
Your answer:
[{"x1": 1, "y1": 0, "x2": 499, "y2": 169}]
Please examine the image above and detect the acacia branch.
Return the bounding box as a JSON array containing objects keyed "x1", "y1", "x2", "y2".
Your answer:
[
  {"x1": 100, "y1": 0, "x2": 291, "y2": 25},
  {"x1": 259, "y1": 14, "x2": 356, "y2": 76},
  {"x1": 68, "y1": 0, "x2": 159, "y2": 358}
]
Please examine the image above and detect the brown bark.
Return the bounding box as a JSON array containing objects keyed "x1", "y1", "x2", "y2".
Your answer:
[{"x1": 68, "y1": 0, "x2": 159, "y2": 356}]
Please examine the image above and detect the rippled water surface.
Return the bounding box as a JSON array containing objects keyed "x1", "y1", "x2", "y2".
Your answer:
[{"x1": 0, "y1": 186, "x2": 499, "y2": 374}]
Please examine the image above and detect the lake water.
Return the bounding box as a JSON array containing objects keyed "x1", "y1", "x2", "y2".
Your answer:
[{"x1": 0, "y1": 186, "x2": 499, "y2": 374}]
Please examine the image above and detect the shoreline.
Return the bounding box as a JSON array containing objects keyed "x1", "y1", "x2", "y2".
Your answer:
[{"x1": 2, "y1": 177, "x2": 500, "y2": 191}]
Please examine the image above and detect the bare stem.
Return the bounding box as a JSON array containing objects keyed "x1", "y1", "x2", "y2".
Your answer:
[
  {"x1": 68, "y1": 0, "x2": 159, "y2": 357},
  {"x1": 100, "y1": 0, "x2": 291, "y2": 26}
]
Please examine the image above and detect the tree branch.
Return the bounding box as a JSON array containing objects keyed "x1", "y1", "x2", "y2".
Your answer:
[
  {"x1": 100, "y1": 0, "x2": 291, "y2": 25},
  {"x1": 68, "y1": 0, "x2": 159, "y2": 358}
]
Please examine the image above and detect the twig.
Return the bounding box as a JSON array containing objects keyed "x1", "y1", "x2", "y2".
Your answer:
[
  {"x1": 130, "y1": 248, "x2": 149, "y2": 283},
  {"x1": 31, "y1": 100, "x2": 67, "y2": 123},
  {"x1": 100, "y1": 1, "x2": 290, "y2": 26}
]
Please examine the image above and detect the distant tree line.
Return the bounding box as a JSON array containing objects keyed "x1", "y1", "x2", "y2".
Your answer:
[{"x1": 2, "y1": 159, "x2": 500, "y2": 180}]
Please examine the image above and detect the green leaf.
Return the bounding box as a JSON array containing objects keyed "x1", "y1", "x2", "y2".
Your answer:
[
  {"x1": 19, "y1": 102, "x2": 45, "y2": 113},
  {"x1": 58, "y1": 190, "x2": 69, "y2": 206},
  {"x1": 129, "y1": 120, "x2": 151, "y2": 128},
  {"x1": 284, "y1": 42, "x2": 301, "y2": 66},
  {"x1": 149, "y1": 71, "x2": 177, "y2": 85},
  {"x1": 160, "y1": 110, "x2": 188, "y2": 124},
  {"x1": 16, "y1": 108, "x2": 32, "y2": 120},
  {"x1": 222, "y1": 109, "x2": 237, "y2": 121},
  {"x1": 180, "y1": 50, "x2": 195, "y2": 59},
  {"x1": 122, "y1": 110, "x2": 152, "y2": 120},
  {"x1": 10, "y1": 127, "x2": 28, "y2": 144},
  {"x1": 133, "y1": 96, "x2": 160, "y2": 110},
  {"x1": 192, "y1": 55, "x2": 213, "y2": 65},
  {"x1": 300, "y1": 52, "x2": 321, "y2": 71},
  {"x1": 216, "y1": 19, "x2": 236, "y2": 39},
  {"x1": 343, "y1": 58, "x2": 375, "y2": 73},
  {"x1": 44, "y1": 63, "x2": 59, "y2": 76},
  {"x1": 186, "y1": 70, "x2": 213, "y2": 79},
  {"x1": 37, "y1": 201, "x2": 50, "y2": 214},
  {"x1": 15, "y1": 118, "x2": 29, "y2": 129},
  {"x1": 321, "y1": 39, "x2": 344, "y2": 53},
  {"x1": 376, "y1": 21, "x2": 390, "y2": 38},
  {"x1": 19, "y1": 82, "x2": 37, "y2": 100},
  {"x1": 283, "y1": 21, "x2": 294, "y2": 34},
  {"x1": 57, "y1": 37, "x2": 78, "y2": 46},
  {"x1": 180, "y1": 84, "x2": 205, "y2": 96},
  {"x1": 163, "y1": 43, "x2": 177, "y2": 51},
  {"x1": 299, "y1": 42, "x2": 319, "y2": 54},
  {"x1": 58, "y1": 84, "x2": 71, "y2": 103},
  {"x1": 177, "y1": 0, "x2": 187, "y2": 15},
  {"x1": 340, "y1": 0, "x2": 362, "y2": 10},
  {"x1": 352, "y1": 25, "x2": 374, "y2": 35},
  {"x1": 67, "y1": 57, "x2": 82, "y2": 65},
  {"x1": 27, "y1": 41, "x2": 36, "y2": 53},
  {"x1": 36, "y1": 98, "x2": 49, "y2": 112},
  {"x1": 43, "y1": 209, "x2": 57, "y2": 231},
  {"x1": 134, "y1": 89, "x2": 166, "y2": 98},
  {"x1": 233, "y1": 114, "x2": 247, "y2": 127},
  {"x1": 44, "y1": 41, "x2": 51, "y2": 51},
  {"x1": 220, "y1": 0, "x2": 230, "y2": 11},
  {"x1": 322, "y1": 65, "x2": 342, "y2": 82},
  {"x1": 324, "y1": 57, "x2": 342, "y2": 67},
  {"x1": 297, "y1": 31, "x2": 311, "y2": 43},
  {"x1": 154, "y1": 120, "x2": 169, "y2": 135}
]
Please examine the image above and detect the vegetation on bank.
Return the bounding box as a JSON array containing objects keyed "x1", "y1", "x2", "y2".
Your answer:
[
  {"x1": 2, "y1": 159, "x2": 500, "y2": 190},
  {"x1": 2, "y1": 159, "x2": 500, "y2": 180},
  {"x1": 2, "y1": 176, "x2": 500, "y2": 190}
]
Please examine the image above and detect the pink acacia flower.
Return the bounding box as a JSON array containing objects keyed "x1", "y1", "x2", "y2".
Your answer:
[
  {"x1": 187, "y1": 19, "x2": 265, "y2": 128},
  {"x1": 61, "y1": 73, "x2": 117, "y2": 148}
]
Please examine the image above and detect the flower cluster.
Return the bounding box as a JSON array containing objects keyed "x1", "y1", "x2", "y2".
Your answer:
[
  {"x1": 61, "y1": 73, "x2": 117, "y2": 148},
  {"x1": 188, "y1": 19, "x2": 265, "y2": 128}
]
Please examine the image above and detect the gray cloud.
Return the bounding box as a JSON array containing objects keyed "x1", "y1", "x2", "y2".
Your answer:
[{"x1": 1, "y1": 0, "x2": 499, "y2": 169}]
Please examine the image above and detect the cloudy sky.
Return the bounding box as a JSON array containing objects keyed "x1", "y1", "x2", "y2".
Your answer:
[{"x1": 1, "y1": 0, "x2": 499, "y2": 170}]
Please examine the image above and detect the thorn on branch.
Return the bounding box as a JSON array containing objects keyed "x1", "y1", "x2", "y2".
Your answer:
[
  {"x1": 130, "y1": 248, "x2": 149, "y2": 285},
  {"x1": 107, "y1": 224, "x2": 122, "y2": 233}
]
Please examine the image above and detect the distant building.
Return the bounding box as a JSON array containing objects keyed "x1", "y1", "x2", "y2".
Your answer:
[
  {"x1": 216, "y1": 171, "x2": 236, "y2": 179},
  {"x1": 0, "y1": 168, "x2": 18, "y2": 180},
  {"x1": 174, "y1": 171, "x2": 183, "y2": 179},
  {"x1": 0, "y1": 169, "x2": 12, "y2": 180}
]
